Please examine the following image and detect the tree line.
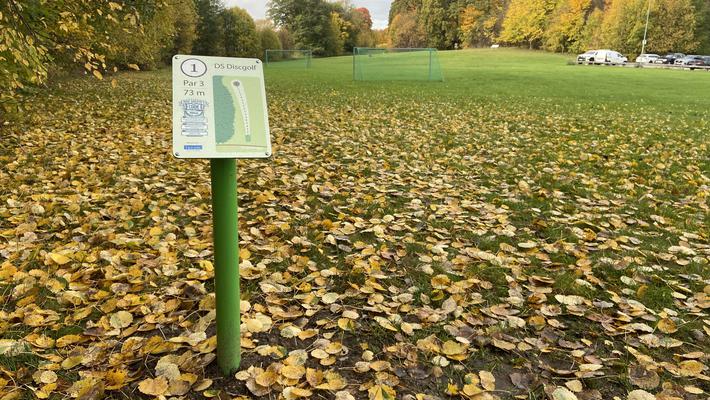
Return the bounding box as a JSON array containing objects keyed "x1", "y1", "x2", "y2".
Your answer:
[
  {"x1": 388, "y1": 0, "x2": 710, "y2": 55},
  {"x1": 0, "y1": 0, "x2": 377, "y2": 115}
]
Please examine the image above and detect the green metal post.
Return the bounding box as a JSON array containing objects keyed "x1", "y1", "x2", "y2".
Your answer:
[
  {"x1": 428, "y1": 49, "x2": 433, "y2": 81},
  {"x1": 210, "y1": 158, "x2": 241, "y2": 375}
]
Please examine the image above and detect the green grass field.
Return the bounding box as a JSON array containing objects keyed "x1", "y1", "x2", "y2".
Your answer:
[{"x1": 0, "y1": 49, "x2": 708, "y2": 400}]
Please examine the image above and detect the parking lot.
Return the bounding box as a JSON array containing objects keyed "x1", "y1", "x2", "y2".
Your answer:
[{"x1": 576, "y1": 50, "x2": 710, "y2": 71}]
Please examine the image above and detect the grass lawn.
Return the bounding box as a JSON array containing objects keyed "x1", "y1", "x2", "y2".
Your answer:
[{"x1": 0, "y1": 49, "x2": 708, "y2": 400}]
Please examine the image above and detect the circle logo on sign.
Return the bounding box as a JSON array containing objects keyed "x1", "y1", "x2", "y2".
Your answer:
[{"x1": 181, "y1": 58, "x2": 207, "y2": 78}]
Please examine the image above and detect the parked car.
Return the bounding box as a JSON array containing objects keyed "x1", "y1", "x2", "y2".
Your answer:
[
  {"x1": 577, "y1": 50, "x2": 597, "y2": 64},
  {"x1": 675, "y1": 55, "x2": 706, "y2": 68},
  {"x1": 703, "y1": 56, "x2": 710, "y2": 66},
  {"x1": 593, "y1": 50, "x2": 628, "y2": 65},
  {"x1": 656, "y1": 53, "x2": 685, "y2": 64},
  {"x1": 635, "y1": 54, "x2": 660, "y2": 63}
]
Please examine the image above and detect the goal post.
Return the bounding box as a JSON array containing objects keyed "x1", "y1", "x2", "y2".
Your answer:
[
  {"x1": 353, "y1": 47, "x2": 444, "y2": 82},
  {"x1": 264, "y1": 49, "x2": 312, "y2": 68}
]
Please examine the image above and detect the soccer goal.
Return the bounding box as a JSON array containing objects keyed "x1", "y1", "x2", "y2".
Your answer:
[
  {"x1": 264, "y1": 49, "x2": 312, "y2": 69},
  {"x1": 353, "y1": 47, "x2": 443, "y2": 81}
]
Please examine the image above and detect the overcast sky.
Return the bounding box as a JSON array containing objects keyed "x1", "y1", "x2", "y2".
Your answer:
[{"x1": 224, "y1": 1, "x2": 391, "y2": 29}]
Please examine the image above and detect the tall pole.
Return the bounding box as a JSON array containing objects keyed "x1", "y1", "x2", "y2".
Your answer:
[
  {"x1": 210, "y1": 158, "x2": 241, "y2": 375},
  {"x1": 641, "y1": 0, "x2": 652, "y2": 55},
  {"x1": 428, "y1": 49, "x2": 432, "y2": 81}
]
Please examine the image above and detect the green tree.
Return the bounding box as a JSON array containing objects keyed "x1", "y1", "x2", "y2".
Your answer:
[
  {"x1": 499, "y1": 0, "x2": 556, "y2": 48},
  {"x1": 171, "y1": 0, "x2": 199, "y2": 56},
  {"x1": 693, "y1": 0, "x2": 710, "y2": 53},
  {"x1": 420, "y1": 0, "x2": 460, "y2": 48},
  {"x1": 543, "y1": 0, "x2": 593, "y2": 53},
  {"x1": 278, "y1": 27, "x2": 295, "y2": 50},
  {"x1": 193, "y1": 0, "x2": 225, "y2": 56},
  {"x1": 258, "y1": 26, "x2": 283, "y2": 58},
  {"x1": 221, "y1": 7, "x2": 259, "y2": 58},
  {"x1": 268, "y1": 0, "x2": 345, "y2": 55}
]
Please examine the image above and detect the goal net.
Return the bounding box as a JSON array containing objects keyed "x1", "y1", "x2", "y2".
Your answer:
[
  {"x1": 264, "y1": 49, "x2": 312, "y2": 69},
  {"x1": 353, "y1": 48, "x2": 443, "y2": 81}
]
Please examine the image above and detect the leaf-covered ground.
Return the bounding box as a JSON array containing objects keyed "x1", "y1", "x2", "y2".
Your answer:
[{"x1": 0, "y1": 50, "x2": 708, "y2": 400}]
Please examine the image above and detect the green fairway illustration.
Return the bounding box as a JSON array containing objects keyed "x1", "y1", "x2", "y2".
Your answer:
[{"x1": 213, "y1": 75, "x2": 267, "y2": 152}]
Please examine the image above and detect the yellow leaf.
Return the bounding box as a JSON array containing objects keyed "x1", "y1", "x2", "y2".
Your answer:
[
  {"x1": 105, "y1": 369, "x2": 128, "y2": 390},
  {"x1": 109, "y1": 311, "x2": 133, "y2": 329},
  {"x1": 38, "y1": 371, "x2": 57, "y2": 384},
  {"x1": 127, "y1": 63, "x2": 140, "y2": 71},
  {"x1": 56, "y1": 334, "x2": 83, "y2": 348},
  {"x1": 281, "y1": 365, "x2": 306, "y2": 380},
  {"x1": 552, "y1": 387, "x2": 578, "y2": 400},
  {"x1": 48, "y1": 252, "x2": 71, "y2": 265},
  {"x1": 138, "y1": 377, "x2": 168, "y2": 397},
  {"x1": 442, "y1": 340, "x2": 467, "y2": 356},
  {"x1": 255, "y1": 370, "x2": 277, "y2": 387},
  {"x1": 479, "y1": 371, "x2": 495, "y2": 391},
  {"x1": 337, "y1": 318, "x2": 355, "y2": 331},
  {"x1": 678, "y1": 360, "x2": 705, "y2": 377},
  {"x1": 282, "y1": 387, "x2": 312, "y2": 399},
  {"x1": 239, "y1": 247, "x2": 251, "y2": 260},
  {"x1": 368, "y1": 384, "x2": 396, "y2": 400},
  {"x1": 656, "y1": 318, "x2": 677, "y2": 334},
  {"x1": 92, "y1": 70, "x2": 103, "y2": 80},
  {"x1": 374, "y1": 316, "x2": 397, "y2": 332},
  {"x1": 462, "y1": 383, "x2": 482, "y2": 396},
  {"x1": 322, "y1": 292, "x2": 339, "y2": 304},
  {"x1": 492, "y1": 338, "x2": 516, "y2": 351}
]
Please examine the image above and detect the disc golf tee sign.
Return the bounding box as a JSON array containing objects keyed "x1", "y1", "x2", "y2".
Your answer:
[
  {"x1": 172, "y1": 55, "x2": 271, "y2": 159},
  {"x1": 172, "y1": 55, "x2": 272, "y2": 375}
]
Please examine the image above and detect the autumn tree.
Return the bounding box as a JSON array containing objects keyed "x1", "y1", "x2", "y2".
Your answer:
[
  {"x1": 603, "y1": 0, "x2": 698, "y2": 55},
  {"x1": 328, "y1": 11, "x2": 349, "y2": 55},
  {"x1": 112, "y1": 0, "x2": 197, "y2": 69},
  {"x1": 499, "y1": 0, "x2": 556, "y2": 48},
  {"x1": 648, "y1": 0, "x2": 698, "y2": 54},
  {"x1": 351, "y1": 8, "x2": 376, "y2": 48},
  {"x1": 459, "y1": 0, "x2": 507, "y2": 47},
  {"x1": 389, "y1": 0, "x2": 423, "y2": 24},
  {"x1": 0, "y1": 0, "x2": 141, "y2": 112},
  {"x1": 221, "y1": 7, "x2": 260, "y2": 58},
  {"x1": 543, "y1": 0, "x2": 593, "y2": 53},
  {"x1": 388, "y1": 11, "x2": 427, "y2": 47},
  {"x1": 579, "y1": 7, "x2": 604, "y2": 50}
]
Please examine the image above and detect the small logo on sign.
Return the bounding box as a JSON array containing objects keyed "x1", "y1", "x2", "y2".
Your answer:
[{"x1": 180, "y1": 99, "x2": 209, "y2": 137}]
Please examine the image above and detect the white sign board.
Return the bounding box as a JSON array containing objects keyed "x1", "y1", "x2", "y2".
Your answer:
[{"x1": 172, "y1": 55, "x2": 272, "y2": 159}]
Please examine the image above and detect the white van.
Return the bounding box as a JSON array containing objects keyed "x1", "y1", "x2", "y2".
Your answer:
[{"x1": 593, "y1": 50, "x2": 628, "y2": 65}]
